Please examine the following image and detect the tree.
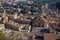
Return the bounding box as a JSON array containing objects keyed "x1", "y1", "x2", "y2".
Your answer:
[{"x1": 0, "y1": 31, "x2": 13, "y2": 40}]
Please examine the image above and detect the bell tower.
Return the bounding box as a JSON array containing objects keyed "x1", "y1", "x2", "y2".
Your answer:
[{"x1": 2, "y1": 10, "x2": 8, "y2": 24}]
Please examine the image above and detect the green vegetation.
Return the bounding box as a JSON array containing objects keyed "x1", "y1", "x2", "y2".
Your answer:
[
  {"x1": 56, "y1": 37, "x2": 60, "y2": 40},
  {"x1": 0, "y1": 31, "x2": 5, "y2": 40},
  {"x1": 0, "y1": 31, "x2": 13, "y2": 40}
]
